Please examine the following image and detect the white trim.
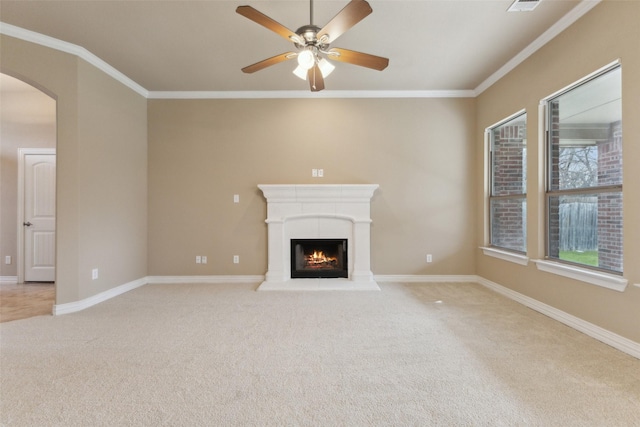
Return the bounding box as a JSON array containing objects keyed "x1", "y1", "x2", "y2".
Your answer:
[
  {"x1": 533, "y1": 259, "x2": 627, "y2": 292},
  {"x1": 53, "y1": 277, "x2": 147, "y2": 315},
  {"x1": 375, "y1": 275, "x2": 477, "y2": 283},
  {"x1": 474, "y1": 0, "x2": 602, "y2": 95},
  {"x1": 147, "y1": 90, "x2": 475, "y2": 99},
  {"x1": 0, "y1": 22, "x2": 148, "y2": 98},
  {"x1": 476, "y1": 276, "x2": 640, "y2": 360},
  {"x1": 17, "y1": 148, "x2": 56, "y2": 284},
  {"x1": 480, "y1": 247, "x2": 529, "y2": 266},
  {"x1": 147, "y1": 275, "x2": 265, "y2": 284},
  {"x1": 0, "y1": 276, "x2": 18, "y2": 284}
]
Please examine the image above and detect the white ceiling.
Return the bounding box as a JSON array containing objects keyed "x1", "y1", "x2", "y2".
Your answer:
[{"x1": 0, "y1": 0, "x2": 596, "y2": 95}]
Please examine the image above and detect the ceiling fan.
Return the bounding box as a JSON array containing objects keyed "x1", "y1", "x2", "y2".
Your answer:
[{"x1": 236, "y1": 0, "x2": 389, "y2": 92}]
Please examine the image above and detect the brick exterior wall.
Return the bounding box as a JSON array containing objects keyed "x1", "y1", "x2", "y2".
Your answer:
[
  {"x1": 548, "y1": 101, "x2": 561, "y2": 259},
  {"x1": 596, "y1": 121, "x2": 623, "y2": 272},
  {"x1": 491, "y1": 123, "x2": 526, "y2": 252}
]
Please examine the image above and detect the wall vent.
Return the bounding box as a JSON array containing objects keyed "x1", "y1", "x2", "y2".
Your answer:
[{"x1": 508, "y1": 0, "x2": 541, "y2": 12}]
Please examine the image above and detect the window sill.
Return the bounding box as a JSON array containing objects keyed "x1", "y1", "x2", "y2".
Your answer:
[
  {"x1": 533, "y1": 259, "x2": 628, "y2": 292},
  {"x1": 481, "y1": 247, "x2": 529, "y2": 266}
]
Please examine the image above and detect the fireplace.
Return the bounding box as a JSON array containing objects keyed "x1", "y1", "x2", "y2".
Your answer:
[
  {"x1": 258, "y1": 184, "x2": 379, "y2": 291},
  {"x1": 291, "y1": 239, "x2": 348, "y2": 278}
]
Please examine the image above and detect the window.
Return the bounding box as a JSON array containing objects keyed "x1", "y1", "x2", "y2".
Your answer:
[
  {"x1": 488, "y1": 112, "x2": 527, "y2": 253},
  {"x1": 545, "y1": 65, "x2": 622, "y2": 273}
]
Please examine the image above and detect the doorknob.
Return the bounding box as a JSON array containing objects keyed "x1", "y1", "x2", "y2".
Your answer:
[{"x1": 23, "y1": 221, "x2": 33, "y2": 227}]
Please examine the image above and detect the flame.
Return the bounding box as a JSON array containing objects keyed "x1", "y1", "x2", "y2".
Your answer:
[{"x1": 305, "y1": 250, "x2": 338, "y2": 268}]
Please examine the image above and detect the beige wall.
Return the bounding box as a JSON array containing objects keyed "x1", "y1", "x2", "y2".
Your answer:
[
  {"x1": 148, "y1": 98, "x2": 477, "y2": 276},
  {"x1": 476, "y1": 0, "x2": 640, "y2": 342},
  {"x1": 0, "y1": 35, "x2": 148, "y2": 303},
  {"x1": 0, "y1": 79, "x2": 56, "y2": 277}
]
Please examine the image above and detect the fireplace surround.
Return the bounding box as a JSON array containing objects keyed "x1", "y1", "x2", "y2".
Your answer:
[{"x1": 258, "y1": 184, "x2": 379, "y2": 291}]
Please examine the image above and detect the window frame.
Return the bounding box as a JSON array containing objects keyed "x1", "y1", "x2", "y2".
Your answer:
[
  {"x1": 542, "y1": 62, "x2": 623, "y2": 275},
  {"x1": 486, "y1": 110, "x2": 528, "y2": 254}
]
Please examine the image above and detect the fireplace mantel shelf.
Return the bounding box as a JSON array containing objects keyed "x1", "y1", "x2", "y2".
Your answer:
[
  {"x1": 258, "y1": 184, "x2": 379, "y2": 203},
  {"x1": 258, "y1": 184, "x2": 380, "y2": 291}
]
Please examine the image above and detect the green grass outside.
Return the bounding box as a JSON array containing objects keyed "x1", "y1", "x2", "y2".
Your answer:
[{"x1": 559, "y1": 250, "x2": 598, "y2": 267}]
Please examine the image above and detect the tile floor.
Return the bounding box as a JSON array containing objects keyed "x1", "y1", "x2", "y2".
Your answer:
[{"x1": 0, "y1": 282, "x2": 55, "y2": 322}]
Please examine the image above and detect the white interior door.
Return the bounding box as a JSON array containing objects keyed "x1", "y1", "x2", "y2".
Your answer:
[{"x1": 23, "y1": 153, "x2": 56, "y2": 282}]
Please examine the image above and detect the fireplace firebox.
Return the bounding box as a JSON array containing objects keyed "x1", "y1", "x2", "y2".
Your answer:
[{"x1": 290, "y1": 239, "x2": 348, "y2": 279}]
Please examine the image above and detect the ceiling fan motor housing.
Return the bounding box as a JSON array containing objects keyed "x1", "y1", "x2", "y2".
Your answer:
[{"x1": 294, "y1": 25, "x2": 330, "y2": 51}]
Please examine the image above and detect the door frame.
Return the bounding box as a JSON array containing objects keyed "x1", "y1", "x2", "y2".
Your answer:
[{"x1": 17, "y1": 148, "x2": 57, "y2": 283}]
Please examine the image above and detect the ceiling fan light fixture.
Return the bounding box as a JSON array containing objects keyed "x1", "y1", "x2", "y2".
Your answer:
[
  {"x1": 318, "y1": 58, "x2": 335, "y2": 78},
  {"x1": 297, "y1": 49, "x2": 315, "y2": 70},
  {"x1": 293, "y1": 64, "x2": 309, "y2": 80}
]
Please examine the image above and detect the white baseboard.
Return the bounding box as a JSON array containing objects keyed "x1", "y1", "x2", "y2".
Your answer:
[
  {"x1": 0, "y1": 276, "x2": 18, "y2": 284},
  {"x1": 147, "y1": 275, "x2": 265, "y2": 284},
  {"x1": 53, "y1": 277, "x2": 147, "y2": 315},
  {"x1": 476, "y1": 276, "x2": 640, "y2": 360},
  {"x1": 375, "y1": 274, "x2": 477, "y2": 283}
]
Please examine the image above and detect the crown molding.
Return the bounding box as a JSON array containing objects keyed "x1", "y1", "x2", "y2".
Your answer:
[
  {"x1": 3, "y1": 0, "x2": 601, "y2": 100},
  {"x1": 0, "y1": 22, "x2": 149, "y2": 98},
  {"x1": 473, "y1": 0, "x2": 602, "y2": 96}
]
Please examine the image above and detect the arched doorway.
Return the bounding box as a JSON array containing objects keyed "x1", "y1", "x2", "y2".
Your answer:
[{"x1": 0, "y1": 73, "x2": 57, "y2": 322}]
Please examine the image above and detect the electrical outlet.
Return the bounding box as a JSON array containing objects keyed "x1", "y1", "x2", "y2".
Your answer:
[
  {"x1": 4, "y1": 256, "x2": 11, "y2": 265},
  {"x1": 426, "y1": 254, "x2": 433, "y2": 263},
  {"x1": 202, "y1": 256, "x2": 207, "y2": 264},
  {"x1": 233, "y1": 194, "x2": 239, "y2": 203},
  {"x1": 233, "y1": 255, "x2": 240, "y2": 264},
  {"x1": 92, "y1": 268, "x2": 99, "y2": 280},
  {"x1": 318, "y1": 169, "x2": 324, "y2": 177},
  {"x1": 196, "y1": 256, "x2": 202, "y2": 264},
  {"x1": 312, "y1": 169, "x2": 318, "y2": 177}
]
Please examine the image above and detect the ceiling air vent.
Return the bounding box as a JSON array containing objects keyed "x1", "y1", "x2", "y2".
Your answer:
[{"x1": 508, "y1": 0, "x2": 541, "y2": 12}]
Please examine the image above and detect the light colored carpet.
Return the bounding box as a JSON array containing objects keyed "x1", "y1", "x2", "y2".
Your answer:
[{"x1": 1, "y1": 282, "x2": 639, "y2": 426}]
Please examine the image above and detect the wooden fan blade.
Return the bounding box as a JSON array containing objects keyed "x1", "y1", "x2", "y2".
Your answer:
[
  {"x1": 316, "y1": 0, "x2": 373, "y2": 44},
  {"x1": 328, "y1": 48, "x2": 389, "y2": 71},
  {"x1": 307, "y1": 64, "x2": 325, "y2": 92},
  {"x1": 241, "y1": 52, "x2": 296, "y2": 74},
  {"x1": 236, "y1": 6, "x2": 299, "y2": 43}
]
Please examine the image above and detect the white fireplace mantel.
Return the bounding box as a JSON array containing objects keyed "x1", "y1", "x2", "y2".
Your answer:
[{"x1": 258, "y1": 184, "x2": 380, "y2": 291}]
